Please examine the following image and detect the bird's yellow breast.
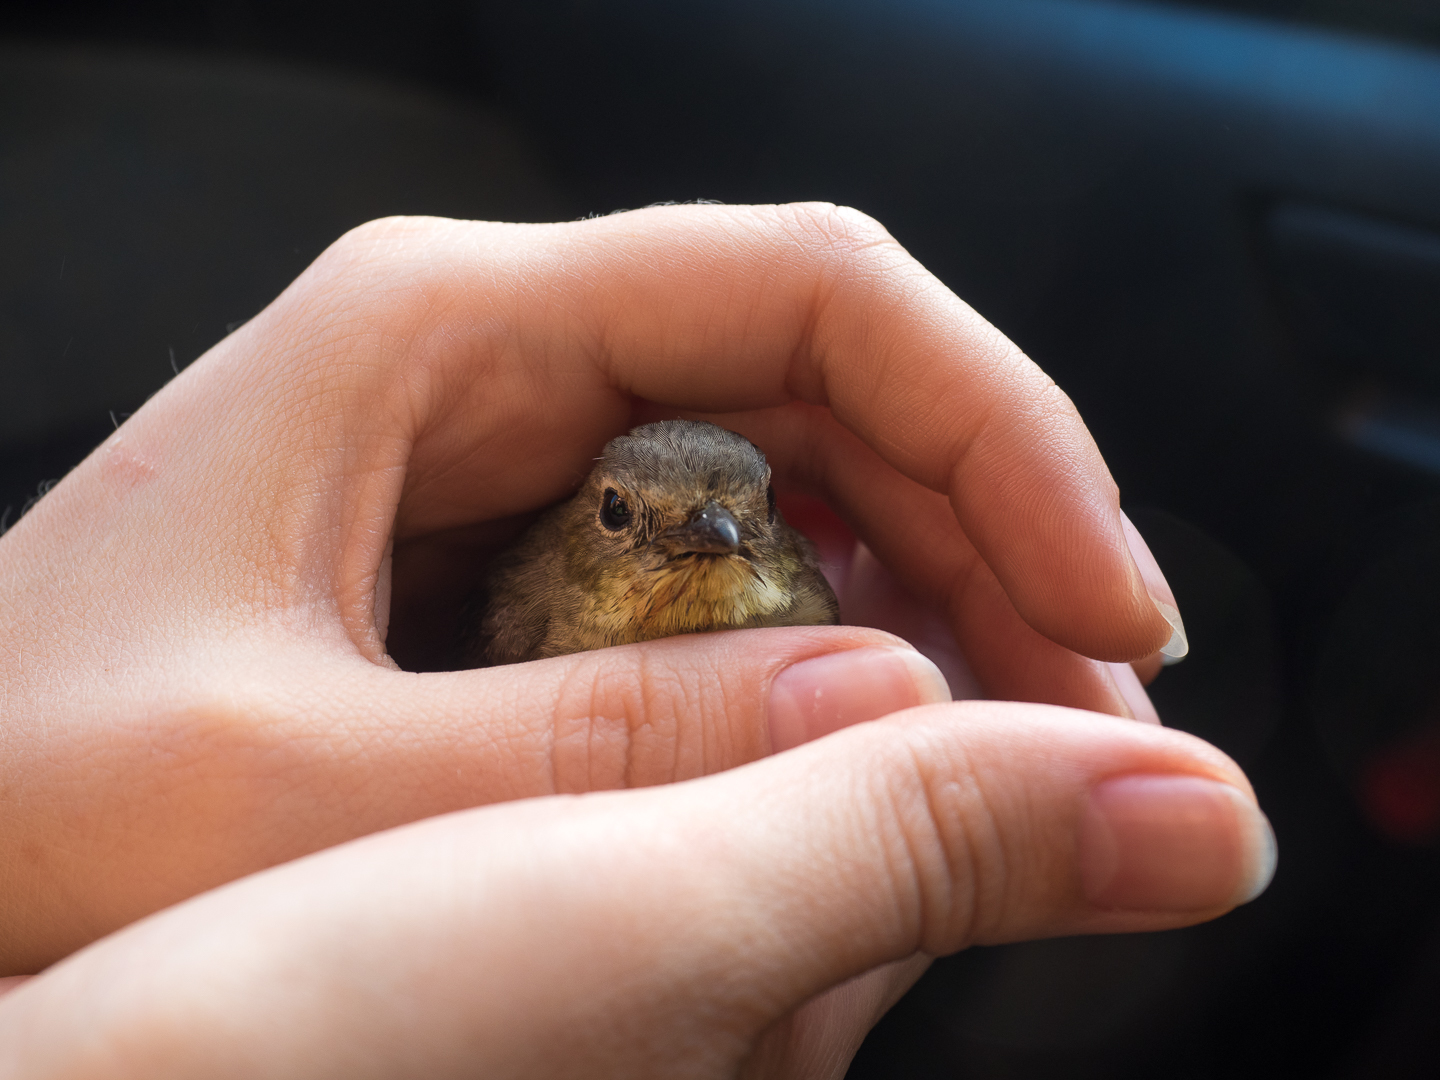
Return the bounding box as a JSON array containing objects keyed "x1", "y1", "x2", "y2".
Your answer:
[{"x1": 569, "y1": 554, "x2": 797, "y2": 650}]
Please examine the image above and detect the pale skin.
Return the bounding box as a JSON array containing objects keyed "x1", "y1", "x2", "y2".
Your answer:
[{"x1": 0, "y1": 204, "x2": 1271, "y2": 1077}]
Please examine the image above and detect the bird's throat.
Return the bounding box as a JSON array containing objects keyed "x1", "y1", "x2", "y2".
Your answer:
[{"x1": 587, "y1": 555, "x2": 794, "y2": 646}]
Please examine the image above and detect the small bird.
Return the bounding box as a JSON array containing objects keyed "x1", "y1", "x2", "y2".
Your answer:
[{"x1": 462, "y1": 420, "x2": 839, "y2": 666}]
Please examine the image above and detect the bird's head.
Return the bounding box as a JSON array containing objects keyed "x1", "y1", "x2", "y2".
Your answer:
[{"x1": 560, "y1": 420, "x2": 808, "y2": 635}]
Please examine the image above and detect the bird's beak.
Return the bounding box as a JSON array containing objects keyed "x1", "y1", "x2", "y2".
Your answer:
[{"x1": 661, "y1": 501, "x2": 742, "y2": 556}]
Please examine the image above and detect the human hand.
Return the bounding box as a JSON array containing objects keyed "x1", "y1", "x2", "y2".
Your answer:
[
  {"x1": 0, "y1": 204, "x2": 1183, "y2": 973},
  {"x1": 0, "y1": 697, "x2": 1272, "y2": 1079}
]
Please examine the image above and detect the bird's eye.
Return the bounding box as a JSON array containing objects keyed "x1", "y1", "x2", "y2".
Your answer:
[
  {"x1": 601, "y1": 488, "x2": 632, "y2": 531},
  {"x1": 765, "y1": 483, "x2": 777, "y2": 524}
]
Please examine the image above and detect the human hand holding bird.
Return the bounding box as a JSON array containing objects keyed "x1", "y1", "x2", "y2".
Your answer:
[{"x1": 0, "y1": 206, "x2": 1249, "y2": 1080}]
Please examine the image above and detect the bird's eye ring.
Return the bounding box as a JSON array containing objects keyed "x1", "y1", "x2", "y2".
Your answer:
[
  {"x1": 601, "y1": 488, "x2": 632, "y2": 531},
  {"x1": 765, "y1": 482, "x2": 777, "y2": 524}
]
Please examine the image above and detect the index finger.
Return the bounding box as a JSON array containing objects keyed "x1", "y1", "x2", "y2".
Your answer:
[{"x1": 445, "y1": 203, "x2": 1171, "y2": 661}]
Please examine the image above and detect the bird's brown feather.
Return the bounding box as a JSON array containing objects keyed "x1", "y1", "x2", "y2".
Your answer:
[{"x1": 461, "y1": 420, "x2": 839, "y2": 667}]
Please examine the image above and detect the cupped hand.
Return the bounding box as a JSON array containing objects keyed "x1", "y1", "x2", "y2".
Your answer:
[
  {"x1": 0, "y1": 204, "x2": 1184, "y2": 973},
  {"x1": 0, "y1": 701, "x2": 1273, "y2": 1079}
]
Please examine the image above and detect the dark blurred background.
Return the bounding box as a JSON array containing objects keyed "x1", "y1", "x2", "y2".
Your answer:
[{"x1": 3, "y1": 1, "x2": 1439, "y2": 1075}]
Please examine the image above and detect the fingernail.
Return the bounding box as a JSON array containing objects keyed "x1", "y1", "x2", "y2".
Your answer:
[
  {"x1": 769, "y1": 647, "x2": 953, "y2": 753},
  {"x1": 1121, "y1": 512, "x2": 1188, "y2": 662},
  {"x1": 1080, "y1": 775, "x2": 1277, "y2": 911},
  {"x1": 1107, "y1": 662, "x2": 1161, "y2": 725}
]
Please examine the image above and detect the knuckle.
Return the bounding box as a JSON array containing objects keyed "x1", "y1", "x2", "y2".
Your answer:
[
  {"x1": 324, "y1": 215, "x2": 434, "y2": 263},
  {"x1": 784, "y1": 202, "x2": 903, "y2": 264},
  {"x1": 1030, "y1": 369, "x2": 1080, "y2": 420},
  {"x1": 866, "y1": 725, "x2": 1008, "y2": 952},
  {"x1": 311, "y1": 217, "x2": 397, "y2": 277},
  {"x1": 258, "y1": 217, "x2": 469, "y2": 400},
  {"x1": 303, "y1": 216, "x2": 462, "y2": 303},
  {"x1": 548, "y1": 643, "x2": 766, "y2": 792},
  {"x1": 548, "y1": 659, "x2": 638, "y2": 793}
]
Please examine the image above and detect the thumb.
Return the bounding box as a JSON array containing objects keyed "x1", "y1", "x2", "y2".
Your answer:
[
  {"x1": 321, "y1": 623, "x2": 954, "y2": 812},
  {"x1": 0, "y1": 703, "x2": 1276, "y2": 1078},
  {"x1": 2, "y1": 626, "x2": 950, "y2": 977}
]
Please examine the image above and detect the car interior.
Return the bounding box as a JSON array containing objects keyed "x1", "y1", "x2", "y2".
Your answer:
[{"x1": 2, "y1": 0, "x2": 1438, "y2": 1075}]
